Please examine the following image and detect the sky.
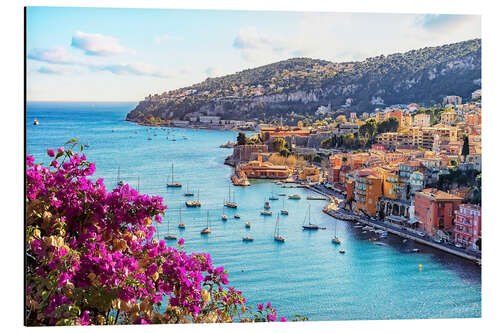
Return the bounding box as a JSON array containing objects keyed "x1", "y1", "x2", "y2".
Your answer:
[{"x1": 26, "y1": 7, "x2": 481, "y2": 102}]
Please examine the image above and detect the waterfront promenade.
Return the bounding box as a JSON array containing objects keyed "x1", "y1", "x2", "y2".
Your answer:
[{"x1": 308, "y1": 184, "x2": 482, "y2": 264}]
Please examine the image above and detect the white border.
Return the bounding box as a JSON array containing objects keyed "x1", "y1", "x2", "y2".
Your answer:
[{"x1": 2, "y1": 1, "x2": 498, "y2": 332}]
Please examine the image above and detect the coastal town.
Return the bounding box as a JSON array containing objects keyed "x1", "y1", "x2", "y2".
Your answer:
[{"x1": 219, "y1": 90, "x2": 482, "y2": 262}]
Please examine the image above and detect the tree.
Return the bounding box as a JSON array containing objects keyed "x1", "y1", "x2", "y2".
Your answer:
[
  {"x1": 273, "y1": 137, "x2": 287, "y2": 152},
  {"x1": 335, "y1": 115, "x2": 347, "y2": 124},
  {"x1": 280, "y1": 148, "x2": 291, "y2": 157},
  {"x1": 377, "y1": 117, "x2": 399, "y2": 134},
  {"x1": 359, "y1": 118, "x2": 377, "y2": 140},
  {"x1": 237, "y1": 132, "x2": 247, "y2": 146},
  {"x1": 462, "y1": 134, "x2": 470, "y2": 162}
]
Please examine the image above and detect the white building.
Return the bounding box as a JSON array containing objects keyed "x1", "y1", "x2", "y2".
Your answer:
[{"x1": 199, "y1": 116, "x2": 221, "y2": 123}]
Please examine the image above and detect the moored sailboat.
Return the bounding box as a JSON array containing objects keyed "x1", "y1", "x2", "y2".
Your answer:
[
  {"x1": 178, "y1": 207, "x2": 185, "y2": 229},
  {"x1": 164, "y1": 217, "x2": 177, "y2": 240},
  {"x1": 280, "y1": 197, "x2": 289, "y2": 215},
  {"x1": 200, "y1": 211, "x2": 211, "y2": 234},
  {"x1": 224, "y1": 184, "x2": 238, "y2": 208},
  {"x1": 166, "y1": 163, "x2": 182, "y2": 187},
  {"x1": 186, "y1": 189, "x2": 201, "y2": 207},
  {"x1": 302, "y1": 204, "x2": 320, "y2": 230},
  {"x1": 274, "y1": 214, "x2": 285, "y2": 242},
  {"x1": 331, "y1": 218, "x2": 341, "y2": 244},
  {"x1": 221, "y1": 202, "x2": 228, "y2": 221},
  {"x1": 184, "y1": 182, "x2": 194, "y2": 196}
]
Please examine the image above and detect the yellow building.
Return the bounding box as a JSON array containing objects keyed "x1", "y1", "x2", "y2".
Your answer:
[{"x1": 298, "y1": 166, "x2": 320, "y2": 183}]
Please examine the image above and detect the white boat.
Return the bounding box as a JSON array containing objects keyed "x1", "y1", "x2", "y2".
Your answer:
[
  {"x1": 186, "y1": 189, "x2": 201, "y2": 207},
  {"x1": 33, "y1": 119, "x2": 39, "y2": 125},
  {"x1": 288, "y1": 194, "x2": 301, "y2": 200},
  {"x1": 302, "y1": 205, "x2": 320, "y2": 230},
  {"x1": 264, "y1": 201, "x2": 271, "y2": 209},
  {"x1": 260, "y1": 210, "x2": 272, "y2": 216},
  {"x1": 331, "y1": 218, "x2": 341, "y2": 244},
  {"x1": 164, "y1": 217, "x2": 177, "y2": 240},
  {"x1": 269, "y1": 186, "x2": 278, "y2": 200},
  {"x1": 234, "y1": 214, "x2": 241, "y2": 219},
  {"x1": 221, "y1": 202, "x2": 228, "y2": 221},
  {"x1": 274, "y1": 214, "x2": 285, "y2": 242},
  {"x1": 245, "y1": 221, "x2": 251, "y2": 228},
  {"x1": 280, "y1": 198, "x2": 289, "y2": 215},
  {"x1": 200, "y1": 211, "x2": 211, "y2": 234},
  {"x1": 177, "y1": 207, "x2": 185, "y2": 229},
  {"x1": 242, "y1": 236, "x2": 254, "y2": 242},
  {"x1": 224, "y1": 184, "x2": 238, "y2": 208},
  {"x1": 184, "y1": 182, "x2": 194, "y2": 196},
  {"x1": 166, "y1": 163, "x2": 182, "y2": 187}
]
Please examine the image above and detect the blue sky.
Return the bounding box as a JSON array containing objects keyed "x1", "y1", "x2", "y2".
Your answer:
[{"x1": 26, "y1": 7, "x2": 481, "y2": 101}]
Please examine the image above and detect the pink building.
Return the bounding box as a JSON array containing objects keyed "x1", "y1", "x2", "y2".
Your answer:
[{"x1": 454, "y1": 204, "x2": 481, "y2": 250}]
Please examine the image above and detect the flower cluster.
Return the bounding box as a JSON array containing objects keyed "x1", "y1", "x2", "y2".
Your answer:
[{"x1": 26, "y1": 140, "x2": 290, "y2": 325}]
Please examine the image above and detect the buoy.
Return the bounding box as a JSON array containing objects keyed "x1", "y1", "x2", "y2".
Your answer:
[{"x1": 419, "y1": 264, "x2": 422, "y2": 271}]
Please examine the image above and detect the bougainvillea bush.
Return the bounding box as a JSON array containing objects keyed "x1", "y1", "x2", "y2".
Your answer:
[{"x1": 25, "y1": 140, "x2": 292, "y2": 325}]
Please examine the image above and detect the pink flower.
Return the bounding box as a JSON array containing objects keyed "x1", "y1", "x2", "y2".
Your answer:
[
  {"x1": 47, "y1": 149, "x2": 55, "y2": 157},
  {"x1": 280, "y1": 317, "x2": 287, "y2": 322},
  {"x1": 267, "y1": 313, "x2": 276, "y2": 321},
  {"x1": 177, "y1": 238, "x2": 184, "y2": 246},
  {"x1": 57, "y1": 147, "x2": 65, "y2": 154},
  {"x1": 257, "y1": 303, "x2": 264, "y2": 311},
  {"x1": 266, "y1": 302, "x2": 272, "y2": 309}
]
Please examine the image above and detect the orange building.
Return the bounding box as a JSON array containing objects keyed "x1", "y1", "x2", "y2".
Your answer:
[
  {"x1": 382, "y1": 171, "x2": 400, "y2": 199},
  {"x1": 465, "y1": 113, "x2": 481, "y2": 126},
  {"x1": 389, "y1": 109, "x2": 403, "y2": 128},
  {"x1": 414, "y1": 189, "x2": 462, "y2": 235},
  {"x1": 354, "y1": 170, "x2": 383, "y2": 217},
  {"x1": 239, "y1": 156, "x2": 291, "y2": 179},
  {"x1": 260, "y1": 126, "x2": 311, "y2": 141}
]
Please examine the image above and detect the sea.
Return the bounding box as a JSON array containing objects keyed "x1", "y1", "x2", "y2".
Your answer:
[{"x1": 26, "y1": 102, "x2": 481, "y2": 321}]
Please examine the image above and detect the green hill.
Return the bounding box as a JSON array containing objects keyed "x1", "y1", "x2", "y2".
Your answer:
[{"x1": 126, "y1": 38, "x2": 481, "y2": 124}]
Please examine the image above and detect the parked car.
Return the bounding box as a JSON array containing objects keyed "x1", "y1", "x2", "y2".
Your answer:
[
  {"x1": 455, "y1": 243, "x2": 462, "y2": 248},
  {"x1": 416, "y1": 231, "x2": 425, "y2": 237}
]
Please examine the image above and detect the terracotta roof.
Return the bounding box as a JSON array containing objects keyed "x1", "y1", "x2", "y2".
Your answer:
[{"x1": 416, "y1": 188, "x2": 463, "y2": 201}]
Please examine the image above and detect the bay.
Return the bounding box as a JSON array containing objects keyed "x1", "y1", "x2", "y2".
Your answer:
[{"x1": 26, "y1": 101, "x2": 481, "y2": 321}]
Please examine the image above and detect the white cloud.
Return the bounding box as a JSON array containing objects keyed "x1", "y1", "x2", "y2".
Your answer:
[
  {"x1": 98, "y1": 63, "x2": 171, "y2": 78},
  {"x1": 232, "y1": 13, "x2": 481, "y2": 66},
  {"x1": 37, "y1": 64, "x2": 82, "y2": 75},
  {"x1": 28, "y1": 47, "x2": 79, "y2": 65},
  {"x1": 154, "y1": 34, "x2": 170, "y2": 44},
  {"x1": 71, "y1": 31, "x2": 135, "y2": 56},
  {"x1": 204, "y1": 66, "x2": 231, "y2": 78}
]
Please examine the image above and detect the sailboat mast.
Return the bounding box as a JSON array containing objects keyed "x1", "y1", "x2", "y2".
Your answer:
[{"x1": 277, "y1": 215, "x2": 280, "y2": 235}]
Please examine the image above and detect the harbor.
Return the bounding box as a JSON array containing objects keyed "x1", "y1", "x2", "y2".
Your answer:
[{"x1": 26, "y1": 102, "x2": 481, "y2": 321}]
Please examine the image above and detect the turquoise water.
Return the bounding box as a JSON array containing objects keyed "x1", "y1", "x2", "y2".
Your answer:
[{"x1": 26, "y1": 102, "x2": 481, "y2": 321}]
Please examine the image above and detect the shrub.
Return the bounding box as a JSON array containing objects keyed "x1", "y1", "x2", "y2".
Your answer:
[{"x1": 26, "y1": 140, "x2": 290, "y2": 325}]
